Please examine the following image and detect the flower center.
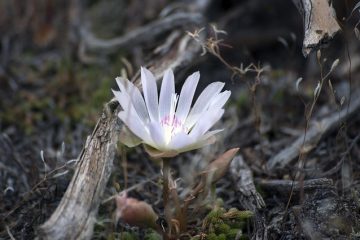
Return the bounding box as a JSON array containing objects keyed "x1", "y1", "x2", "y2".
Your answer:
[
  {"x1": 160, "y1": 115, "x2": 183, "y2": 140},
  {"x1": 160, "y1": 93, "x2": 188, "y2": 143}
]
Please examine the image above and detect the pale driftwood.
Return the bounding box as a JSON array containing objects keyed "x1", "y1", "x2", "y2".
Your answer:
[
  {"x1": 267, "y1": 90, "x2": 360, "y2": 171},
  {"x1": 292, "y1": 0, "x2": 341, "y2": 56},
  {"x1": 80, "y1": 12, "x2": 204, "y2": 54},
  {"x1": 38, "y1": 34, "x2": 202, "y2": 240},
  {"x1": 230, "y1": 156, "x2": 267, "y2": 240}
]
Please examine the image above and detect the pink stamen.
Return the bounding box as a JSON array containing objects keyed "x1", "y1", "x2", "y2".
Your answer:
[{"x1": 160, "y1": 114, "x2": 188, "y2": 136}]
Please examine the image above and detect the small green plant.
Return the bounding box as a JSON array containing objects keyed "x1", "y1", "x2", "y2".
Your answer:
[{"x1": 202, "y1": 205, "x2": 253, "y2": 240}]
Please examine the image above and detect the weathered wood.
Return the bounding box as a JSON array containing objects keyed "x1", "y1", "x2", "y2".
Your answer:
[
  {"x1": 38, "y1": 104, "x2": 120, "y2": 240},
  {"x1": 37, "y1": 32, "x2": 202, "y2": 240},
  {"x1": 292, "y1": 0, "x2": 341, "y2": 56}
]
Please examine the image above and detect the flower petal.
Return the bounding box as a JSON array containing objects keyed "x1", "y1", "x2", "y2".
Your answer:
[
  {"x1": 116, "y1": 77, "x2": 149, "y2": 122},
  {"x1": 141, "y1": 67, "x2": 159, "y2": 122},
  {"x1": 118, "y1": 110, "x2": 152, "y2": 144},
  {"x1": 148, "y1": 121, "x2": 166, "y2": 149},
  {"x1": 186, "y1": 129, "x2": 224, "y2": 151},
  {"x1": 159, "y1": 69, "x2": 175, "y2": 120},
  {"x1": 179, "y1": 137, "x2": 215, "y2": 152},
  {"x1": 175, "y1": 71, "x2": 199, "y2": 123},
  {"x1": 119, "y1": 126, "x2": 143, "y2": 147},
  {"x1": 170, "y1": 132, "x2": 217, "y2": 153},
  {"x1": 190, "y1": 108, "x2": 224, "y2": 139},
  {"x1": 185, "y1": 82, "x2": 225, "y2": 130},
  {"x1": 112, "y1": 90, "x2": 132, "y2": 113},
  {"x1": 202, "y1": 129, "x2": 223, "y2": 139},
  {"x1": 209, "y1": 90, "x2": 231, "y2": 110},
  {"x1": 168, "y1": 132, "x2": 195, "y2": 150}
]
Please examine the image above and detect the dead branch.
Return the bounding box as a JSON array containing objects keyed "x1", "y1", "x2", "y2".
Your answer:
[
  {"x1": 37, "y1": 35, "x2": 202, "y2": 240},
  {"x1": 230, "y1": 155, "x2": 267, "y2": 240},
  {"x1": 292, "y1": 0, "x2": 341, "y2": 56},
  {"x1": 80, "y1": 12, "x2": 204, "y2": 54},
  {"x1": 38, "y1": 105, "x2": 120, "y2": 240},
  {"x1": 267, "y1": 89, "x2": 360, "y2": 171}
]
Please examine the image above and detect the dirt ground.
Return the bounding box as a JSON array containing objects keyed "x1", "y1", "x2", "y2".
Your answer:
[{"x1": 1, "y1": 0, "x2": 360, "y2": 239}]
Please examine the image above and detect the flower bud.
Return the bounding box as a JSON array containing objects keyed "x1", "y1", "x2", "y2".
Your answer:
[
  {"x1": 203, "y1": 148, "x2": 239, "y2": 183},
  {"x1": 115, "y1": 194, "x2": 158, "y2": 230}
]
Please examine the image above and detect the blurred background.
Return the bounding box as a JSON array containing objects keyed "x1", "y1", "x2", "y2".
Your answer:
[{"x1": 1, "y1": 0, "x2": 360, "y2": 239}]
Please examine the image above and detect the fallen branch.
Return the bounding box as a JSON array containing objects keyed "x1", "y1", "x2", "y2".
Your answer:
[
  {"x1": 292, "y1": 0, "x2": 341, "y2": 56},
  {"x1": 38, "y1": 104, "x2": 120, "y2": 240},
  {"x1": 38, "y1": 34, "x2": 202, "y2": 240},
  {"x1": 267, "y1": 90, "x2": 360, "y2": 170}
]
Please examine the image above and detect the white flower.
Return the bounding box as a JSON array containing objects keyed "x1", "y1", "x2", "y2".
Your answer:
[{"x1": 113, "y1": 67, "x2": 230, "y2": 158}]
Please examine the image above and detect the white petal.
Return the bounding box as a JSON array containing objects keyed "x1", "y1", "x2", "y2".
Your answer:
[
  {"x1": 115, "y1": 77, "x2": 131, "y2": 93},
  {"x1": 190, "y1": 109, "x2": 224, "y2": 139},
  {"x1": 170, "y1": 132, "x2": 216, "y2": 153},
  {"x1": 209, "y1": 90, "x2": 231, "y2": 110},
  {"x1": 168, "y1": 132, "x2": 195, "y2": 150},
  {"x1": 112, "y1": 90, "x2": 132, "y2": 112},
  {"x1": 116, "y1": 77, "x2": 149, "y2": 122},
  {"x1": 183, "y1": 129, "x2": 223, "y2": 152},
  {"x1": 185, "y1": 82, "x2": 225, "y2": 129},
  {"x1": 118, "y1": 110, "x2": 152, "y2": 144},
  {"x1": 169, "y1": 129, "x2": 223, "y2": 152},
  {"x1": 119, "y1": 126, "x2": 143, "y2": 147},
  {"x1": 179, "y1": 137, "x2": 215, "y2": 152},
  {"x1": 148, "y1": 121, "x2": 166, "y2": 148},
  {"x1": 113, "y1": 88, "x2": 147, "y2": 123},
  {"x1": 141, "y1": 67, "x2": 159, "y2": 122},
  {"x1": 202, "y1": 129, "x2": 223, "y2": 139},
  {"x1": 175, "y1": 71, "x2": 199, "y2": 123},
  {"x1": 159, "y1": 69, "x2": 175, "y2": 120}
]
